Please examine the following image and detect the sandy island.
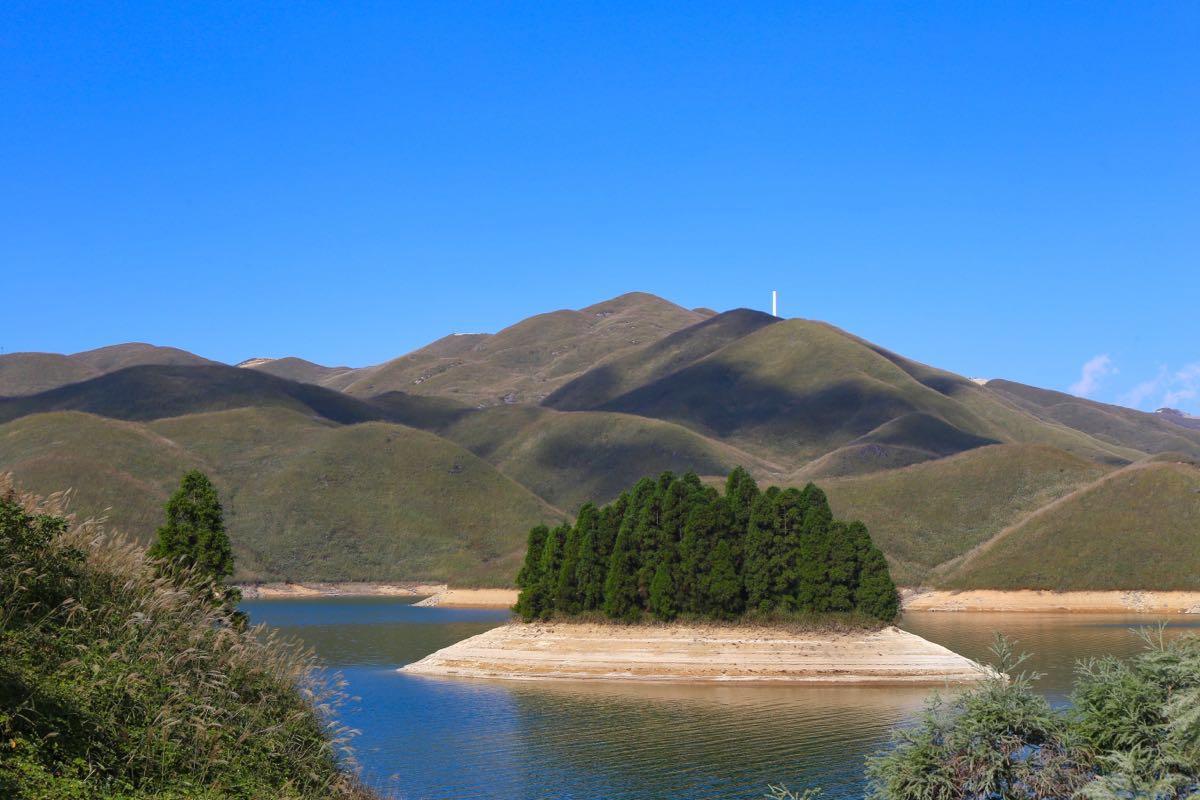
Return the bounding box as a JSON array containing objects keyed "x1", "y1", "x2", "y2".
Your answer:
[{"x1": 400, "y1": 622, "x2": 991, "y2": 685}]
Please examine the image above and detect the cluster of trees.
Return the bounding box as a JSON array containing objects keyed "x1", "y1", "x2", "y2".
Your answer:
[{"x1": 515, "y1": 468, "x2": 898, "y2": 623}]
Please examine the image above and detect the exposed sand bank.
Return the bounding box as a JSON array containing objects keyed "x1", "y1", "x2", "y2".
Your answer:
[
  {"x1": 412, "y1": 588, "x2": 519, "y2": 608},
  {"x1": 400, "y1": 622, "x2": 991, "y2": 685},
  {"x1": 238, "y1": 582, "x2": 448, "y2": 599},
  {"x1": 902, "y1": 589, "x2": 1200, "y2": 614}
]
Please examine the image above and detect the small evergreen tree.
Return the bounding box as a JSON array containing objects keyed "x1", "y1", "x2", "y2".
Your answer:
[
  {"x1": 535, "y1": 524, "x2": 569, "y2": 619},
  {"x1": 648, "y1": 560, "x2": 677, "y2": 621},
  {"x1": 514, "y1": 524, "x2": 550, "y2": 620},
  {"x1": 149, "y1": 470, "x2": 239, "y2": 612}
]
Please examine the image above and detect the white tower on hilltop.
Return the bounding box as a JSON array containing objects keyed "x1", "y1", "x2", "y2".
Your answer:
[{"x1": 772, "y1": 290, "x2": 778, "y2": 318}]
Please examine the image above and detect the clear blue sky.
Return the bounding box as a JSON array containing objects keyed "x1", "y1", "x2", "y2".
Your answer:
[{"x1": 3, "y1": 2, "x2": 1197, "y2": 411}]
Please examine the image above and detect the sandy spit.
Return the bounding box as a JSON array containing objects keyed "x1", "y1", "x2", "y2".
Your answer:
[
  {"x1": 412, "y1": 588, "x2": 520, "y2": 608},
  {"x1": 238, "y1": 582, "x2": 448, "y2": 599},
  {"x1": 902, "y1": 589, "x2": 1200, "y2": 614},
  {"x1": 400, "y1": 622, "x2": 991, "y2": 685}
]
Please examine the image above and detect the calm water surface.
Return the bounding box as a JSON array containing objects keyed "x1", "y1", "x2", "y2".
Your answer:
[{"x1": 241, "y1": 598, "x2": 1200, "y2": 800}]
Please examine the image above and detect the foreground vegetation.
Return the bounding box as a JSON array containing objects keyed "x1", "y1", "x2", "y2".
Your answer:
[
  {"x1": 515, "y1": 468, "x2": 898, "y2": 623},
  {"x1": 0, "y1": 476, "x2": 373, "y2": 800},
  {"x1": 774, "y1": 631, "x2": 1200, "y2": 799}
]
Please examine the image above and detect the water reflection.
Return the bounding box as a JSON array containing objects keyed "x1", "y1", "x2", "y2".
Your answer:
[{"x1": 242, "y1": 598, "x2": 1200, "y2": 800}]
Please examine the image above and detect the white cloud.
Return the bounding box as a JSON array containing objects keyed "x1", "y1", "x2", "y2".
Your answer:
[
  {"x1": 1162, "y1": 362, "x2": 1200, "y2": 408},
  {"x1": 1070, "y1": 354, "x2": 1116, "y2": 398},
  {"x1": 1120, "y1": 366, "x2": 1168, "y2": 409}
]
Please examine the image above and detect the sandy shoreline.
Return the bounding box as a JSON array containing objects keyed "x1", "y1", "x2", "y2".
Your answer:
[
  {"x1": 902, "y1": 589, "x2": 1200, "y2": 614},
  {"x1": 401, "y1": 622, "x2": 992, "y2": 685},
  {"x1": 238, "y1": 582, "x2": 449, "y2": 599},
  {"x1": 240, "y1": 584, "x2": 1200, "y2": 613}
]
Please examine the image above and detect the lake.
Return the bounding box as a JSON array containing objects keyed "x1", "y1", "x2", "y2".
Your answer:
[{"x1": 241, "y1": 598, "x2": 1200, "y2": 800}]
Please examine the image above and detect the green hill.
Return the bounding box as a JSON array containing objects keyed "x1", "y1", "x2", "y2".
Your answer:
[
  {"x1": 0, "y1": 343, "x2": 219, "y2": 397},
  {"x1": 821, "y1": 444, "x2": 1112, "y2": 584},
  {"x1": 581, "y1": 318, "x2": 1135, "y2": 469},
  {"x1": 440, "y1": 405, "x2": 782, "y2": 510},
  {"x1": 987, "y1": 379, "x2": 1200, "y2": 459},
  {"x1": 1, "y1": 408, "x2": 564, "y2": 585},
  {"x1": 942, "y1": 460, "x2": 1200, "y2": 590},
  {"x1": 543, "y1": 308, "x2": 779, "y2": 410},
  {"x1": 237, "y1": 356, "x2": 354, "y2": 385},
  {"x1": 329, "y1": 292, "x2": 708, "y2": 404},
  {"x1": 0, "y1": 364, "x2": 392, "y2": 425}
]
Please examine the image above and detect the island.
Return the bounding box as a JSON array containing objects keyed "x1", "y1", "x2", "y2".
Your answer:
[{"x1": 402, "y1": 469, "x2": 991, "y2": 685}]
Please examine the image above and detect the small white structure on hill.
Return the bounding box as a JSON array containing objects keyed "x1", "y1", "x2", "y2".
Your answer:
[{"x1": 772, "y1": 290, "x2": 778, "y2": 318}]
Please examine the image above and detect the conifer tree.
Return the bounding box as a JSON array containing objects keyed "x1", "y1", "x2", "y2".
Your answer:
[
  {"x1": 743, "y1": 489, "x2": 780, "y2": 613},
  {"x1": 724, "y1": 466, "x2": 759, "y2": 530},
  {"x1": 849, "y1": 521, "x2": 899, "y2": 621},
  {"x1": 554, "y1": 518, "x2": 584, "y2": 615},
  {"x1": 535, "y1": 524, "x2": 569, "y2": 619},
  {"x1": 603, "y1": 479, "x2": 654, "y2": 619},
  {"x1": 648, "y1": 560, "x2": 677, "y2": 621},
  {"x1": 515, "y1": 524, "x2": 550, "y2": 620},
  {"x1": 149, "y1": 470, "x2": 239, "y2": 612},
  {"x1": 794, "y1": 484, "x2": 835, "y2": 612},
  {"x1": 823, "y1": 520, "x2": 859, "y2": 613}
]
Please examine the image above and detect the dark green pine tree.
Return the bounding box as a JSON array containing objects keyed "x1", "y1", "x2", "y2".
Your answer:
[
  {"x1": 149, "y1": 471, "x2": 239, "y2": 611},
  {"x1": 648, "y1": 560, "x2": 677, "y2": 621},
  {"x1": 603, "y1": 478, "x2": 655, "y2": 619},
  {"x1": 514, "y1": 524, "x2": 550, "y2": 620},
  {"x1": 680, "y1": 493, "x2": 739, "y2": 616},
  {"x1": 824, "y1": 521, "x2": 860, "y2": 612},
  {"x1": 743, "y1": 488, "x2": 781, "y2": 613},
  {"x1": 848, "y1": 521, "x2": 899, "y2": 622},
  {"x1": 633, "y1": 478, "x2": 668, "y2": 607},
  {"x1": 794, "y1": 484, "x2": 835, "y2": 612},
  {"x1": 724, "y1": 466, "x2": 760, "y2": 530},
  {"x1": 554, "y1": 516, "x2": 585, "y2": 615},
  {"x1": 535, "y1": 524, "x2": 570, "y2": 619}
]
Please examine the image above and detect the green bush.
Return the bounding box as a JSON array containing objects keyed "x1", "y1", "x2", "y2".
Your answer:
[{"x1": 0, "y1": 476, "x2": 375, "y2": 800}]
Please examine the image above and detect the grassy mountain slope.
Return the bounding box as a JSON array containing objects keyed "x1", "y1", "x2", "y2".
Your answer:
[
  {"x1": 239, "y1": 356, "x2": 354, "y2": 385},
  {"x1": 0, "y1": 343, "x2": 219, "y2": 397},
  {"x1": 0, "y1": 352, "x2": 99, "y2": 396},
  {"x1": 0, "y1": 364, "x2": 392, "y2": 425},
  {"x1": 543, "y1": 308, "x2": 780, "y2": 410},
  {"x1": 820, "y1": 444, "x2": 1112, "y2": 585},
  {"x1": 0, "y1": 412, "x2": 202, "y2": 537},
  {"x1": 71, "y1": 342, "x2": 219, "y2": 371},
  {"x1": 943, "y1": 460, "x2": 1200, "y2": 590},
  {"x1": 588, "y1": 319, "x2": 1136, "y2": 470},
  {"x1": 331, "y1": 292, "x2": 707, "y2": 404},
  {"x1": 441, "y1": 405, "x2": 782, "y2": 510},
  {"x1": 1, "y1": 408, "x2": 563, "y2": 585},
  {"x1": 987, "y1": 379, "x2": 1200, "y2": 459}
]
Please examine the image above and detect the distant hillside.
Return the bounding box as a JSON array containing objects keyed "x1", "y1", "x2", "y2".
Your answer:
[
  {"x1": 562, "y1": 318, "x2": 1136, "y2": 470},
  {"x1": 439, "y1": 404, "x2": 782, "y2": 510},
  {"x1": 942, "y1": 460, "x2": 1200, "y2": 590},
  {"x1": 319, "y1": 292, "x2": 709, "y2": 404},
  {"x1": 4, "y1": 291, "x2": 1198, "y2": 591},
  {"x1": 1, "y1": 407, "x2": 563, "y2": 585},
  {"x1": 237, "y1": 356, "x2": 354, "y2": 385},
  {"x1": 823, "y1": 444, "x2": 1112, "y2": 585},
  {"x1": 0, "y1": 343, "x2": 219, "y2": 397},
  {"x1": 0, "y1": 364, "x2": 392, "y2": 425},
  {"x1": 987, "y1": 379, "x2": 1200, "y2": 459}
]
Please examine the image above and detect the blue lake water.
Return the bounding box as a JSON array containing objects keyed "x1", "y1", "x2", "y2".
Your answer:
[{"x1": 241, "y1": 597, "x2": 1200, "y2": 800}]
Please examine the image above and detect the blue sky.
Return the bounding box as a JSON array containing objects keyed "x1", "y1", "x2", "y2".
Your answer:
[{"x1": 3, "y1": 2, "x2": 1197, "y2": 412}]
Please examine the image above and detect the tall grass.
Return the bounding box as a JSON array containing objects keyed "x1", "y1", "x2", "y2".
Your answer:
[{"x1": 0, "y1": 475, "x2": 377, "y2": 800}]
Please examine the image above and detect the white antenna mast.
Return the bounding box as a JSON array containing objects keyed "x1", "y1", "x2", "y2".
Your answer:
[{"x1": 772, "y1": 290, "x2": 778, "y2": 318}]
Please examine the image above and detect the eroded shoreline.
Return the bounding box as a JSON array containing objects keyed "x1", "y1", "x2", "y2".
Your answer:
[{"x1": 400, "y1": 622, "x2": 992, "y2": 685}]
